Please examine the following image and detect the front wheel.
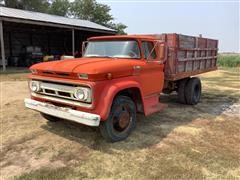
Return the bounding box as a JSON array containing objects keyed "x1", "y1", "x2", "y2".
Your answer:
[{"x1": 99, "y1": 95, "x2": 136, "y2": 142}]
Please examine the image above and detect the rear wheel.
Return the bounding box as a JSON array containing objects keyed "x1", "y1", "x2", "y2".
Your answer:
[
  {"x1": 40, "y1": 113, "x2": 60, "y2": 122},
  {"x1": 185, "y1": 77, "x2": 202, "y2": 105},
  {"x1": 99, "y1": 95, "x2": 136, "y2": 142},
  {"x1": 177, "y1": 78, "x2": 189, "y2": 104}
]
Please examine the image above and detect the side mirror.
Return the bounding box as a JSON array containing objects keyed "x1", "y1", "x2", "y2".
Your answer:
[
  {"x1": 82, "y1": 41, "x2": 88, "y2": 56},
  {"x1": 159, "y1": 43, "x2": 166, "y2": 60}
]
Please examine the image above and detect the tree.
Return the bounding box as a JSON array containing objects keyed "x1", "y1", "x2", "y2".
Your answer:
[
  {"x1": 70, "y1": 0, "x2": 126, "y2": 34},
  {"x1": 109, "y1": 23, "x2": 127, "y2": 35},
  {"x1": 4, "y1": 0, "x2": 22, "y2": 9},
  {"x1": 70, "y1": 0, "x2": 113, "y2": 26},
  {"x1": 4, "y1": 0, "x2": 50, "y2": 12},
  {"x1": 48, "y1": 0, "x2": 70, "y2": 17}
]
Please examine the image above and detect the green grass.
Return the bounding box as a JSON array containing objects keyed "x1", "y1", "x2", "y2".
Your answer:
[{"x1": 217, "y1": 54, "x2": 240, "y2": 67}]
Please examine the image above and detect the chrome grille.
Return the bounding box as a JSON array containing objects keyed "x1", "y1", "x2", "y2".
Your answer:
[
  {"x1": 30, "y1": 80, "x2": 92, "y2": 108},
  {"x1": 37, "y1": 81, "x2": 78, "y2": 101}
]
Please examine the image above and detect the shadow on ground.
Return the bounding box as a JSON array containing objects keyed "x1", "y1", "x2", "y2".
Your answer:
[{"x1": 41, "y1": 90, "x2": 238, "y2": 153}]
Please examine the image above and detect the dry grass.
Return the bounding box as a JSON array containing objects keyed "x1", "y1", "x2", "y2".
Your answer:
[
  {"x1": 1, "y1": 73, "x2": 29, "y2": 82},
  {"x1": 1, "y1": 68, "x2": 240, "y2": 180}
]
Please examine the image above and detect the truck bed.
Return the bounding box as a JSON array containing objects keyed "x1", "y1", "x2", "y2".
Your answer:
[{"x1": 153, "y1": 33, "x2": 218, "y2": 81}]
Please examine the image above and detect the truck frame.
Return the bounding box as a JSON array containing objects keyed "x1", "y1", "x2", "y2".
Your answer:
[{"x1": 25, "y1": 33, "x2": 218, "y2": 142}]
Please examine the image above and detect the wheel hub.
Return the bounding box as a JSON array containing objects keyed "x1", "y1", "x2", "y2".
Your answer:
[{"x1": 118, "y1": 111, "x2": 130, "y2": 129}]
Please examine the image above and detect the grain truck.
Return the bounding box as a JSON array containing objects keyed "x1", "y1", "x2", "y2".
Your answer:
[{"x1": 24, "y1": 34, "x2": 218, "y2": 142}]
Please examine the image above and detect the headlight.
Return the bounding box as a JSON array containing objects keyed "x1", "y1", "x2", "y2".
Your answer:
[
  {"x1": 29, "y1": 80, "x2": 41, "y2": 92},
  {"x1": 74, "y1": 87, "x2": 91, "y2": 102}
]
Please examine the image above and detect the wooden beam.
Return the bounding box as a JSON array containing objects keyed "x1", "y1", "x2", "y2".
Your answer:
[
  {"x1": 47, "y1": 32, "x2": 50, "y2": 54},
  {"x1": 9, "y1": 32, "x2": 12, "y2": 57},
  {"x1": 0, "y1": 20, "x2": 6, "y2": 71}
]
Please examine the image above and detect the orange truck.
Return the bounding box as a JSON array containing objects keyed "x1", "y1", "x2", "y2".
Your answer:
[{"x1": 24, "y1": 34, "x2": 218, "y2": 142}]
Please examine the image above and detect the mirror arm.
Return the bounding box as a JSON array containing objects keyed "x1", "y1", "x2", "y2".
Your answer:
[{"x1": 82, "y1": 41, "x2": 88, "y2": 56}]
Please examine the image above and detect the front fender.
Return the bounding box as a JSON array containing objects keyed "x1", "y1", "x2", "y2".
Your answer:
[{"x1": 96, "y1": 78, "x2": 143, "y2": 120}]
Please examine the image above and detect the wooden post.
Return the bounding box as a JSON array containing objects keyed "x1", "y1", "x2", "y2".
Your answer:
[
  {"x1": 72, "y1": 29, "x2": 75, "y2": 57},
  {"x1": 0, "y1": 20, "x2": 6, "y2": 71}
]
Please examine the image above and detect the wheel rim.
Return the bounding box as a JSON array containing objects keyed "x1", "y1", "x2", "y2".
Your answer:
[
  {"x1": 119, "y1": 111, "x2": 130, "y2": 129},
  {"x1": 112, "y1": 104, "x2": 132, "y2": 132}
]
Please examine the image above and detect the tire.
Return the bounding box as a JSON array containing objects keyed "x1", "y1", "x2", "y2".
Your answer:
[
  {"x1": 177, "y1": 78, "x2": 189, "y2": 104},
  {"x1": 185, "y1": 77, "x2": 202, "y2": 105},
  {"x1": 40, "y1": 113, "x2": 60, "y2": 122},
  {"x1": 99, "y1": 95, "x2": 136, "y2": 142}
]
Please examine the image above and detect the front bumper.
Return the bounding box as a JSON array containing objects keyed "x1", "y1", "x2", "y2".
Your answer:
[{"x1": 24, "y1": 98, "x2": 100, "y2": 126}]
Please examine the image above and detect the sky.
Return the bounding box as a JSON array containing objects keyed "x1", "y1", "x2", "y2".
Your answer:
[{"x1": 98, "y1": 0, "x2": 239, "y2": 52}]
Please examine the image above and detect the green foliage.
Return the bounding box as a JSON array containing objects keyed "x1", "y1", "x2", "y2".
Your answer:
[
  {"x1": 2, "y1": 0, "x2": 127, "y2": 34},
  {"x1": 109, "y1": 23, "x2": 127, "y2": 35},
  {"x1": 4, "y1": 0, "x2": 50, "y2": 12},
  {"x1": 217, "y1": 54, "x2": 240, "y2": 67},
  {"x1": 70, "y1": 0, "x2": 113, "y2": 26},
  {"x1": 48, "y1": 0, "x2": 70, "y2": 17},
  {"x1": 69, "y1": 0, "x2": 127, "y2": 34}
]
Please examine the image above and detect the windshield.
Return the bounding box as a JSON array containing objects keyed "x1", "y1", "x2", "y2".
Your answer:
[{"x1": 83, "y1": 40, "x2": 140, "y2": 59}]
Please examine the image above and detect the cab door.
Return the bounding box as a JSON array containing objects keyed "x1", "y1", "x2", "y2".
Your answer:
[{"x1": 139, "y1": 41, "x2": 165, "y2": 97}]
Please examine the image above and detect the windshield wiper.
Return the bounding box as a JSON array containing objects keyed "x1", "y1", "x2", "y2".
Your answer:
[{"x1": 84, "y1": 55, "x2": 113, "y2": 58}]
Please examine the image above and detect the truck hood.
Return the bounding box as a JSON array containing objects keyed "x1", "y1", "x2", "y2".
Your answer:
[{"x1": 31, "y1": 57, "x2": 142, "y2": 80}]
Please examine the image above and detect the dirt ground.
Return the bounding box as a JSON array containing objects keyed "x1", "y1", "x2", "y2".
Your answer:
[{"x1": 1, "y1": 68, "x2": 240, "y2": 179}]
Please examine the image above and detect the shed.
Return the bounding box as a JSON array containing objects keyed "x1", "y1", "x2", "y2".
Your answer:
[{"x1": 0, "y1": 7, "x2": 116, "y2": 71}]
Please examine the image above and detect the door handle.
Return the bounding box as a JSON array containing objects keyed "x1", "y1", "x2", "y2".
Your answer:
[
  {"x1": 133, "y1": 65, "x2": 141, "y2": 75},
  {"x1": 133, "y1": 65, "x2": 141, "y2": 70}
]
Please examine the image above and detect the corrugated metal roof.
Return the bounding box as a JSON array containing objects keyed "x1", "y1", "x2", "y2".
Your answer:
[{"x1": 0, "y1": 6, "x2": 116, "y2": 33}]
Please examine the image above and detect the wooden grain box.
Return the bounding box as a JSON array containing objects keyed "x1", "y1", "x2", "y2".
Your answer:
[{"x1": 153, "y1": 33, "x2": 218, "y2": 81}]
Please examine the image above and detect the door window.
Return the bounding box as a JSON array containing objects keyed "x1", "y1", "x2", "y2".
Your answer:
[{"x1": 142, "y1": 41, "x2": 157, "y2": 60}]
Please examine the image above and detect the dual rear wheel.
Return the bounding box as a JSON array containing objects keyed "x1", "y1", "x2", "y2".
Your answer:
[{"x1": 177, "y1": 77, "x2": 202, "y2": 105}]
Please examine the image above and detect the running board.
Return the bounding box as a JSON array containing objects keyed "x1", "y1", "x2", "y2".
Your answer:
[
  {"x1": 143, "y1": 94, "x2": 168, "y2": 116},
  {"x1": 144, "y1": 103, "x2": 168, "y2": 116}
]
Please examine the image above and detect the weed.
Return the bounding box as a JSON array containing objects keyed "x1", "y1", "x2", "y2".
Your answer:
[{"x1": 217, "y1": 54, "x2": 240, "y2": 67}]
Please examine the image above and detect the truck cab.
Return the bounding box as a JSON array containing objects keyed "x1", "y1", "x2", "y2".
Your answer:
[{"x1": 25, "y1": 35, "x2": 167, "y2": 142}]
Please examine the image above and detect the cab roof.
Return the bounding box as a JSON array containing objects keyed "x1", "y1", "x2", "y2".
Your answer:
[{"x1": 88, "y1": 35, "x2": 157, "y2": 41}]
